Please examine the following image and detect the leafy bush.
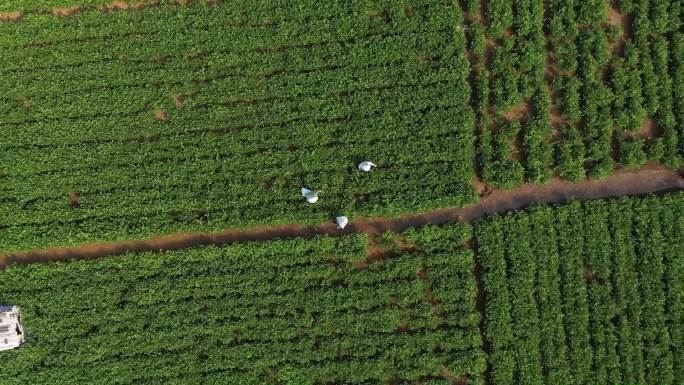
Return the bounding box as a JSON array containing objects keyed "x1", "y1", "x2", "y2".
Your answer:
[{"x1": 555, "y1": 125, "x2": 585, "y2": 181}]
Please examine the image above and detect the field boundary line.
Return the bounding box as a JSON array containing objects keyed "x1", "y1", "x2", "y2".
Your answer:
[{"x1": 0, "y1": 164, "x2": 681, "y2": 268}]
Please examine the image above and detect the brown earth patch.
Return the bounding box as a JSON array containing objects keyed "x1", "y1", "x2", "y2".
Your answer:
[
  {"x1": 483, "y1": 40, "x2": 496, "y2": 73},
  {"x1": 607, "y1": 6, "x2": 633, "y2": 38},
  {"x1": 151, "y1": 54, "x2": 170, "y2": 65},
  {"x1": 510, "y1": 132, "x2": 523, "y2": 162},
  {"x1": 0, "y1": 11, "x2": 23, "y2": 22},
  {"x1": 416, "y1": 265, "x2": 429, "y2": 281},
  {"x1": 395, "y1": 320, "x2": 409, "y2": 333},
  {"x1": 0, "y1": 164, "x2": 681, "y2": 268},
  {"x1": 545, "y1": 55, "x2": 556, "y2": 82},
  {"x1": 365, "y1": 246, "x2": 397, "y2": 264},
  {"x1": 464, "y1": 13, "x2": 482, "y2": 23},
  {"x1": 485, "y1": 38, "x2": 498, "y2": 49},
  {"x1": 171, "y1": 94, "x2": 185, "y2": 108},
  {"x1": 550, "y1": 106, "x2": 566, "y2": 129},
  {"x1": 98, "y1": 0, "x2": 159, "y2": 12},
  {"x1": 366, "y1": 9, "x2": 391, "y2": 23},
  {"x1": 354, "y1": 235, "x2": 420, "y2": 270},
  {"x1": 606, "y1": 6, "x2": 632, "y2": 54},
  {"x1": 465, "y1": 50, "x2": 479, "y2": 65},
  {"x1": 350, "y1": 259, "x2": 369, "y2": 271},
  {"x1": 547, "y1": 83, "x2": 558, "y2": 105},
  {"x1": 606, "y1": 7, "x2": 623, "y2": 27},
  {"x1": 500, "y1": 100, "x2": 531, "y2": 121},
  {"x1": 416, "y1": 54, "x2": 439, "y2": 64},
  {"x1": 441, "y1": 366, "x2": 468, "y2": 385},
  {"x1": 322, "y1": 255, "x2": 341, "y2": 267},
  {"x1": 393, "y1": 237, "x2": 421, "y2": 253},
  {"x1": 185, "y1": 48, "x2": 206, "y2": 60},
  {"x1": 583, "y1": 265, "x2": 607, "y2": 284},
  {"x1": 632, "y1": 118, "x2": 659, "y2": 139},
  {"x1": 17, "y1": 96, "x2": 32, "y2": 109},
  {"x1": 154, "y1": 109, "x2": 168, "y2": 122},
  {"x1": 262, "y1": 368, "x2": 280, "y2": 384},
  {"x1": 52, "y1": 6, "x2": 81, "y2": 17},
  {"x1": 67, "y1": 192, "x2": 81, "y2": 209},
  {"x1": 472, "y1": 178, "x2": 487, "y2": 195}
]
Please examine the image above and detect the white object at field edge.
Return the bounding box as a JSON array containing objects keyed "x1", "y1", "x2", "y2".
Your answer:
[
  {"x1": 0, "y1": 305, "x2": 24, "y2": 352},
  {"x1": 301, "y1": 188, "x2": 319, "y2": 203},
  {"x1": 336, "y1": 216, "x2": 349, "y2": 229},
  {"x1": 358, "y1": 161, "x2": 377, "y2": 172}
]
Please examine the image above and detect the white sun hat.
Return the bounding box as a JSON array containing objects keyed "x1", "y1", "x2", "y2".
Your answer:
[
  {"x1": 336, "y1": 216, "x2": 349, "y2": 229},
  {"x1": 358, "y1": 161, "x2": 377, "y2": 172},
  {"x1": 300, "y1": 188, "x2": 320, "y2": 203}
]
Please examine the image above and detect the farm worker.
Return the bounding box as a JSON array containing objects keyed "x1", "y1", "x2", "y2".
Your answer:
[
  {"x1": 301, "y1": 188, "x2": 319, "y2": 203},
  {"x1": 336, "y1": 216, "x2": 349, "y2": 229},
  {"x1": 358, "y1": 161, "x2": 377, "y2": 172}
]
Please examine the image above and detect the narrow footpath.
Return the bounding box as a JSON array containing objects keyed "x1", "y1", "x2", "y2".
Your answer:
[{"x1": 1, "y1": 164, "x2": 681, "y2": 268}]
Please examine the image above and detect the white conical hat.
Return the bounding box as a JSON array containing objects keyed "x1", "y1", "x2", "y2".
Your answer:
[
  {"x1": 358, "y1": 161, "x2": 377, "y2": 172},
  {"x1": 336, "y1": 216, "x2": 349, "y2": 229},
  {"x1": 301, "y1": 188, "x2": 319, "y2": 203}
]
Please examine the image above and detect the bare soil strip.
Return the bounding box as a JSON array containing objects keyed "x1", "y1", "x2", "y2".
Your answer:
[
  {"x1": 0, "y1": 11, "x2": 23, "y2": 22},
  {"x1": 52, "y1": 6, "x2": 81, "y2": 16},
  {"x1": 0, "y1": 164, "x2": 681, "y2": 268}
]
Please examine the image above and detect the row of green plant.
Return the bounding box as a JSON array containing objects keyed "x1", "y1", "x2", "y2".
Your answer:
[
  {"x1": 2, "y1": 105, "x2": 476, "y2": 250},
  {"x1": 475, "y1": 192, "x2": 683, "y2": 385},
  {"x1": 470, "y1": 0, "x2": 682, "y2": 188},
  {"x1": 0, "y1": 0, "x2": 448, "y2": 20},
  {"x1": 0, "y1": 1, "x2": 476, "y2": 251},
  {"x1": 0, "y1": 225, "x2": 486, "y2": 385},
  {"x1": 2, "y1": 0, "x2": 682, "y2": 252},
  {"x1": 2, "y1": 193, "x2": 680, "y2": 384}
]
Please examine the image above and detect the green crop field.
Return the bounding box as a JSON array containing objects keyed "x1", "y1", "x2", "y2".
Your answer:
[
  {"x1": 0, "y1": 226, "x2": 487, "y2": 385},
  {"x1": 476, "y1": 193, "x2": 683, "y2": 385},
  {"x1": 1, "y1": 1, "x2": 683, "y2": 384},
  {"x1": 1, "y1": 0, "x2": 682, "y2": 251},
  {"x1": 0, "y1": 193, "x2": 681, "y2": 384},
  {"x1": 1, "y1": 0, "x2": 478, "y2": 251}
]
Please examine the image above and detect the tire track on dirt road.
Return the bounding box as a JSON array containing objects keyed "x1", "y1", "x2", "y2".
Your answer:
[{"x1": 0, "y1": 163, "x2": 681, "y2": 268}]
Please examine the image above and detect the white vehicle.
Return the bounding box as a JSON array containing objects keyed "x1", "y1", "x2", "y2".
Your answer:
[
  {"x1": 0, "y1": 305, "x2": 24, "y2": 352},
  {"x1": 300, "y1": 188, "x2": 320, "y2": 203},
  {"x1": 336, "y1": 216, "x2": 349, "y2": 229},
  {"x1": 358, "y1": 161, "x2": 377, "y2": 172}
]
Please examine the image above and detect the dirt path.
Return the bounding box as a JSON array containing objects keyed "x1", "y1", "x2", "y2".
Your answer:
[{"x1": 1, "y1": 164, "x2": 681, "y2": 268}]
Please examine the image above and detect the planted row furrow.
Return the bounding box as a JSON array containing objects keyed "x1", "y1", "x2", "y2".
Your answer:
[
  {"x1": 0, "y1": 225, "x2": 485, "y2": 385},
  {"x1": 2, "y1": 65, "x2": 462, "y2": 147},
  {"x1": 5, "y1": 100, "x2": 461, "y2": 195},
  {"x1": 582, "y1": 201, "x2": 621, "y2": 384},
  {"x1": 633, "y1": 198, "x2": 674, "y2": 384},
  {"x1": 475, "y1": 193, "x2": 684, "y2": 385},
  {"x1": 1, "y1": 2, "x2": 452, "y2": 74},
  {"x1": 608, "y1": 198, "x2": 644, "y2": 383},
  {"x1": 528, "y1": 207, "x2": 570, "y2": 384},
  {"x1": 2, "y1": 22, "x2": 452, "y2": 101}
]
